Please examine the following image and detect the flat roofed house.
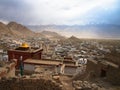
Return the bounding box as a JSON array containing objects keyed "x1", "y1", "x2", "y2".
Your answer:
[{"x1": 23, "y1": 59, "x2": 78, "y2": 75}]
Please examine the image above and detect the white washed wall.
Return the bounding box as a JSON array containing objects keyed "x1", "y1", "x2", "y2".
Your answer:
[{"x1": 24, "y1": 64, "x2": 35, "y2": 71}]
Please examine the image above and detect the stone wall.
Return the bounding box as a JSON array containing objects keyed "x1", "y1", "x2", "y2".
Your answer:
[
  {"x1": 0, "y1": 78, "x2": 63, "y2": 90},
  {"x1": 86, "y1": 59, "x2": 120, "y2": 85},
  {"x1": 0, "y1": 61, "x2": 16, "y2": 79},
  {"x1": 107, "y1": 66, "x2": 120, "y2": 85},
  {"x1": 86, "y1": 60, "x2": 100, "y2": 79}
]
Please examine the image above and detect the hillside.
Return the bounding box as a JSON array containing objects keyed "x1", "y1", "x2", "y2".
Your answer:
[
  {"x1": 0, "y1": 22, "x2": 36, "y2": 39},
  {"x1": 65, "y1": 35, "x2": 81, "y2": 43},
  {"x1": 68, "y1": 36, "x2": 80, "y2": 41},
  {"x1": 41, "y1": 31, "x2": 65, "y2": 40},
  {"x1": 0, "y1": 22, "x2": 13, "y2": 38},
  {"x1": 7, "y1": 22, "x2": 36, "y2": 38}
]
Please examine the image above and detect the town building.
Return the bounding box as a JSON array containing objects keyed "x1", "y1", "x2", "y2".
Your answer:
[
  {"x1": 8, "y1": 43, "x2": 43, "y2": 68},
  {"x1": 23, "y1": 59, "x2": 78, "y2": 75}
]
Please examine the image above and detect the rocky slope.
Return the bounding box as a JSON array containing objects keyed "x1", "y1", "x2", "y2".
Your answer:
[
  {"x1": 0, "y1": 22, "x2": 36, "y2": 38},
  {"x1": 7, "y1": 22, "x2": 36, "y2": 38},
  {"x1": 0, "y1": 22, "x2": 13, "y2": 38}
]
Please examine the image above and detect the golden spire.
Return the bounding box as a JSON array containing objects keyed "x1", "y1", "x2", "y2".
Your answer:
[{"x1": 20, "y1": 43, "x2": 29, "y2": 48}]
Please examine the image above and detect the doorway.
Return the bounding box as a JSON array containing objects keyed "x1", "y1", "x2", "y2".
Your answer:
[{"x1": 100, "y1": 69, "x2": 107, "y2": 77}]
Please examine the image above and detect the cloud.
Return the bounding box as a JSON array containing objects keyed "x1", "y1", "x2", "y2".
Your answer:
[
  {"x1": 0, "y1": 0, "x2": 33, "y2": 24},
  {"x1": 0, "y1": 0, "x2": 119, "y2": 25}
]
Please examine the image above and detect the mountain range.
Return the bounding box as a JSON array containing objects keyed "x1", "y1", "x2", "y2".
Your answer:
[
  {"x1": 28, "y1": 24, "x2": 120, "y2": 39},
  {"x1": 0, "y1": 21, "x2": 120, "y2": 40},
  {"x1": 0, "y1": 22, "x2": 64, "y2": 40}
]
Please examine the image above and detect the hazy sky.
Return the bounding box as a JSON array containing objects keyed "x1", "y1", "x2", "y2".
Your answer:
[{"x1": 0, "y1": 0, "x2": 120, "y2": 25}]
